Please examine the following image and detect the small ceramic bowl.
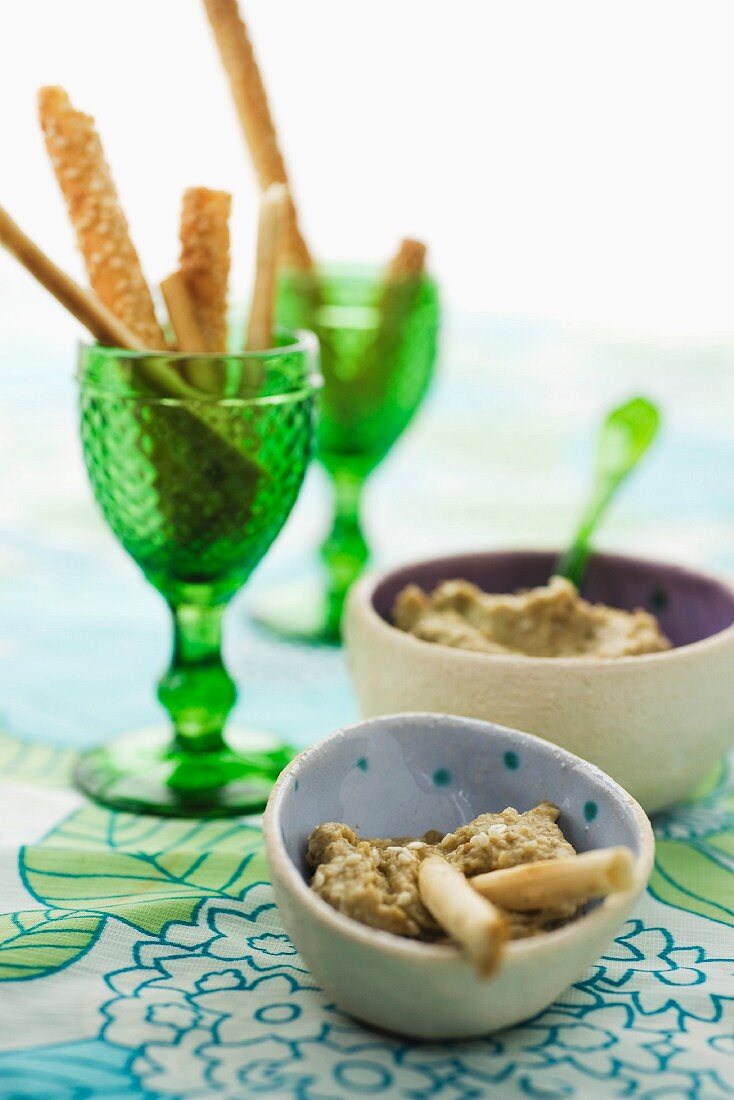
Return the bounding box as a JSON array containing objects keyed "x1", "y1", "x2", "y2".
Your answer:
[
  {"x1": 264, "y1": 712, "x2": 653, "y2": 1040},
  {"x1": 344, "y1": 550, "x2": 734, "y2": 813}
]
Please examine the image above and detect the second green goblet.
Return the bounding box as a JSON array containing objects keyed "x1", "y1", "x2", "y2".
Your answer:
[
  {"x1": 253, "y1": 264, "x2": 440, "y2": 643},
  {"x1": 74, "y1": 330, "x2": 320, "y2": 817}
]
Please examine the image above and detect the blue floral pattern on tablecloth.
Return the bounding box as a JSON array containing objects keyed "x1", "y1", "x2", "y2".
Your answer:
[
  {"x1": 0, "y1": 739, "x2": 732, "y2": 1098},
  {"x1": 93, "y1": 884, "x2": 734, "y2": 1099}
]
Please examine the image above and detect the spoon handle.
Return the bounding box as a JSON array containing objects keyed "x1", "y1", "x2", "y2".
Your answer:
[
  {"x1": 555, "y1": 396, "x2": 661, "y2": 588},
  {"x1": 555, "y1": 487, "x2": 612, "y2": 586}
]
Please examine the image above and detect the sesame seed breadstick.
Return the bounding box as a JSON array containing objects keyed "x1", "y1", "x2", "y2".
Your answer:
[
  {"x1": 419, "y1": 856, "x2": 507, "y2": 978},
  {"x1": 37, "y1": 86, "x2": 166, "y2": 350},
  {"x1": 470, "y1": 847, "x2": 636, "y2": 911},
  {"x1": 0, "y1": 204, "x2": 143, "y2": 350},
  {"x1": 246, "y1": 183, "x2": 287, "y2": 351},
  {"x1": 202, "y1": 0, "x2": 313, "y2": 270},
  {"x1": 180, "y1": 187, "x2": 231, "y2": 353},
  {"x1": 387, "y1": 237, "x2": 427, "y2": 281}
]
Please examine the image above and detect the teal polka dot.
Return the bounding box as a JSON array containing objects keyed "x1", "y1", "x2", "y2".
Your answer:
[
  {"x1": 356, "y1": 757, "x2": 369, "y2": 772},
  {"x1": 294, "y1": 779, "x2": 299, "y2": 791},
  {"x1": 584, "y1": 800, "x2": 598, "y2": 822},
  {"x1": 504, "y1": 751, "x2": 520, "y2": 770},
  {"x1": 433, "y1": 768, "x2": 452, "y2": 786}
]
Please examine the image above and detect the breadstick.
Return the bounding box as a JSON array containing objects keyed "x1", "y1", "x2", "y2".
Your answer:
[
  {"x1": 246, "y1": 183, "x2": 287, "y2": 351},
  {"x1": 351, "y1": 237, "x2": 429, "y2": 414},
  {"x1": 160, "y1": 271, "x2": 207, "y2": 353},
  {"x1": 180, "y1": 187, "x2": 231, "y2": 353},
  {"x1": 201, "y1": 0, "x2": 313, "y2": 270},
  {"x1": 37, "y1": 86, "x2": 166, "y2": 349},
  {"x1": 387, "y1": 237, "x2": 427, "y2": 281},
  {"x1": 0, "y1": 207, "x2": 210, "y2": 405},
  {"x1": 0, "y1": 204, "x2": 142, "y2": 350},
  {"x1": 419, "y1": 856, "x2": 507, "y2": 978},
  {"x1": 470, "y1": 847, "x2": 636, "y2": 911}
]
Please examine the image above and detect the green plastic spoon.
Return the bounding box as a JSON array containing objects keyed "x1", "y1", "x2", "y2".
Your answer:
[{"x1": 556, "y1": 395, "x2": 661, "y2": 587}]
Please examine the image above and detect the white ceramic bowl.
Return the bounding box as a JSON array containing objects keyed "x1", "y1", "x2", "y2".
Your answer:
[
  {"x1": 264, "y1": 712, "x2": 654, "y2": 1040},
  {"x1": 345, "y1": 550, "x2": 734, "y2": 813}
]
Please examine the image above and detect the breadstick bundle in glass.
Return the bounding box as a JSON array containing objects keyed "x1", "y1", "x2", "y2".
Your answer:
[
  {"x1": 0, "y1": 36, "x2": 335, "y2": 819},
  {"x1": 1, "y1": 85, "x2": 290, "y2": 381}
]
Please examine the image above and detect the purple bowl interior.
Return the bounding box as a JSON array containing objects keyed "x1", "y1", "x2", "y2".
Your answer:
[{"x1": 371, "y1": 550, "x2": 734, "y2": 649}]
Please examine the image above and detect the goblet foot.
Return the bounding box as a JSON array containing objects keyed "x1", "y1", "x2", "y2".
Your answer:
[
  {"x1": 74, "y1": 726, "x2": 296, "y2": 817},
  {"x1": 250, "y1": 577, "x2": 344, "y2": 645}
]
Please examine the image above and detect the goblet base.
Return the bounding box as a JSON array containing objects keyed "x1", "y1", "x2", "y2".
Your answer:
[
  {"x1": 250, "y1": 578, "x2": 343, "y2": 646},
  {"x1": 75, "y1": 726, "x2": 296, "y2": 817}
]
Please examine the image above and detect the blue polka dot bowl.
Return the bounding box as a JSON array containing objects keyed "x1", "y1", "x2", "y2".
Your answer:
[{"x1": 263, "y1": 712, "x2": 654, "y2": 1040}]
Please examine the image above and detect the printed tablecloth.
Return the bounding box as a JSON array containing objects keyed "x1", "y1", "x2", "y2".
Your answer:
[
  {"x1": 1, "y1": 315, "x2": 733, "y2": 1097},
  {"x1": 0, "y1": 735, "x2": 732, "y2": 1099}
]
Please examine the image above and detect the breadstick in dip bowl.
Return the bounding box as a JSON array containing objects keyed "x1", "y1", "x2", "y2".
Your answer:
[
  {"x1": 470, "y1": 846, "x2": 635, "y2": 911},
  {"x1": 418, "y1": 856, "x2": 507, "y2": 978}
]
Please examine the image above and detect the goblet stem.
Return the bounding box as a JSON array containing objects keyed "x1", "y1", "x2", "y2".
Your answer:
[
  {"x1": 158, "y1": 601, "x2": 237, "y2": 754},
  {"x1": 320, "y1": 467, "x2": 370, "y2": 636}
]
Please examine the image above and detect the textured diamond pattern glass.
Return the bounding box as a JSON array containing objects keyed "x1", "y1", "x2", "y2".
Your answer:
[{"x1": 74, "y1": 333, "x2": 320, "y2": 816}]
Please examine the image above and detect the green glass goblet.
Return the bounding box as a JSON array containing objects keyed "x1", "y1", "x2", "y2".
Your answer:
[
  {"x1": 253, "y1": 264, "x2": 439, "y2": 643},
  {"x1": 74, "y1": 330, "x2": 320, "y2": 816}
]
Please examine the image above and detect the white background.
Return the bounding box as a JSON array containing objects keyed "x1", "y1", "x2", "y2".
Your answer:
[{"x1": 2, "y1": 0, "x2": 734, "y2": 344}]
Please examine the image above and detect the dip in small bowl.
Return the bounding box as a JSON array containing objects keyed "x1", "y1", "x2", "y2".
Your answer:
[
  {"x1": 264, "y1": 712, "x2": 653, "y2": 1039},
  {"x1": 345, "y1": 550, "x2": 734, "y2": 813}
]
